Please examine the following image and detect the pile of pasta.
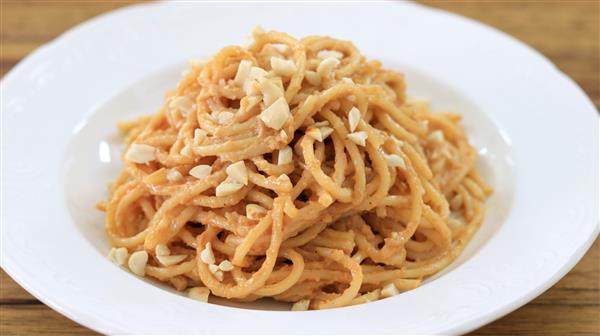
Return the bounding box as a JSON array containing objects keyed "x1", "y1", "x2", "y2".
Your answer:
[{"x1": 100, "y1": 28, "x2": 492, "y2": 310}]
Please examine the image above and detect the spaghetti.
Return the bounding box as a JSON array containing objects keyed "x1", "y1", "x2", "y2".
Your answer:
[{"x1": 99, "y1": 28, "x2": 492, "y2": 310}]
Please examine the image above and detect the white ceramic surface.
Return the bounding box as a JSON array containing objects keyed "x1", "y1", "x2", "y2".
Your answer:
[{"x1": 1, "y1": 2, "x2": 598, "y2": 334}]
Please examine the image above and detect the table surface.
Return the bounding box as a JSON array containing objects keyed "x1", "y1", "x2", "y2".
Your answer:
[{"x1": 1, "y1": 1, "x2": 598, "y2": 335}]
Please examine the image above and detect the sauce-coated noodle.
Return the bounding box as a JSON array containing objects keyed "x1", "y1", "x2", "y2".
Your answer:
[{"x1": 99, "y1": 28, "x2": 492, "y2": 310}]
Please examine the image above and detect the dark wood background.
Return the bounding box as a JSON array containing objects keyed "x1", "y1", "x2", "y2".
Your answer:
[{"x1": 1, "y1": 1, "x2": 598, "y2": 334}]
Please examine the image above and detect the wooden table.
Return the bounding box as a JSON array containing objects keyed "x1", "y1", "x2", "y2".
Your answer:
[{"x1": 1, "y1": 1, "x2": 598, "y2": 334}]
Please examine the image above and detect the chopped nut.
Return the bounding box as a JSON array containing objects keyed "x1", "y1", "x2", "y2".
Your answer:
[
  {"x1": 234, "y1": 60, "x2": 252, "y2": 86},
  {"x1": 169, "y1": 96, "x2": 195, "y2": 115},
  {"x1": 317, "y1": 50, "x2": 344, "y2": 59},
  {"x1": 200, "y1": 243, "x2": 215, "y2": 265},
  {"x1": 258, "y1": 77, "x2": 284, "y2": 106},
  {"x1": 155, "y1": 244, "x2": 170, "y2": 256},
  {"x1": 348, "y1": 107, "x2": 360, "y2": 132},
  {"x1": 347, "y1": 131, "x2": 368, "y2": 146},
  {"x1": 420, "y1": 119, "x2": 429, "y2": 131},
  {"x1": 189, "y1": 165, "x2": 212, "y2": 179},
  {"x1": 245, "y1": 80, "x2": 262, "y2": 96},
  {"x1": 278, "y1": 146, "x2": 293, "y2": 165},
  {"x1": 226, "y1": 161, "x2": 248, "y2": 185},
  {"x1": 313, "y1": 120, "x2": 330, "y2": 127},
  {"x1": 188, "y1": 287, "x2": 210, "y2": 302},
  {"x1": 320, "y1": 127, "x2": 333, "y2": 140},
  {"x1": 217, "y1": 111, "x2": 235, "y2": 125},
  {"x1": 270, "y1": 57, "x2": 297, "y2": 77},
  {"x1": 385, "y1": 154, "x2": 406, "y2": 170},
  {"x1": 128, "y1": 251, "x2": 148, "y2": 276},
  {"x1": 218, "y1": 260, "x2": 234, "y2": 272},
  {"x1": 276, "y1": 174, "x2": 292, "y2": 189},
  {"x1": 180, "y1": 144, "x2": 193, "y2": 157},
  {"x1": 209, "y1": 110, "x2": 220, "y2": 121},
  {"x1": 109, "y1": 247, "x2": 129, "y2": 266},
  {"x1": 341, "y1": 77, "x2": 354, "y2": 84},
  {"x1": 156, "y1": 254, "x2": 187, "y2": 267},
  {"x1": 246, "y1": 204, "x2": 268, "y2": 220},
  {"x1": 380, "y1": 283, "x2": 400, "y2": 298},
  {"x1": 291, "y1": 299, "x2": 311, "y2": 311},
  {"x1": 428, "y1": 130, "x2": 444, "y2": 142},
  {"x1": 214, "y1": 270, "x2": 224, "y2": 282},
  {"x1": 317, "y1": 57, "x2": 341, "y2": 77},
  {"x1": 114, "y1": 247, "x2": 129, "y2": 266},
  {"x1": 306, "y1": 126, "x2": 334, "y2": 142},
  {"x1": 166, "y1": 169, "x2": 183, "y2": 182},
  {"x1": 260, "y1": 97, "x2": 291, "y2": 130},
  {"x1": 318, "y1": 191, "x2": 334, "y2": 207},
  {"x1": 194, "y1": 128, "x2": 207, "y2": 145},
  {"x1": 272, "y1": 77, "x2": 285, "y2": 91},
  {"x1": 244, "y1": 66, "x2": 269, "y2": 95},
  {"x1": 125, "y1": 144, "x2": 156, "y2": 164},
  {"x1": 305, "y1": 127, "x2": 323, "y2": 142},
  {"x1": 305, "y1": 70, "x2": 321, "y2": 86},
  {"x1": 208, "y1": 264, "x2": 220, "y2": 274},
  {"x1": 241, "y1": 95, "x2": 262, "y2": 113},
  {"x1": 108, "y1": 247, "x2": 116, "y2": 260},
  {"x1": 215, "y1": 181, "x2": 244, "y2": 197}
]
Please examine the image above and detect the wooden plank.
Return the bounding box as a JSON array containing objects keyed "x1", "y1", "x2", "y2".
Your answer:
[
  {"x1": 0, "y1": 305, "x2": 99, "y2": 335},
  {"x1": 473, "y1": 304, "x2": 600, "y2": 335},
  {"x1": 0, "y1": 271, "x2": 37, "y2": 303}
]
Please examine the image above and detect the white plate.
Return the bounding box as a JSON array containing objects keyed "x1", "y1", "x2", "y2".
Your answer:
[{"x1": 1, "y1": 2, "x2": 598, "y2": 334}]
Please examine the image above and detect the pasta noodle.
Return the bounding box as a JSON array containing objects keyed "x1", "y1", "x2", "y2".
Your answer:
[{"x1": 99, "y1": 28, "x2": 492, "y2": 310}]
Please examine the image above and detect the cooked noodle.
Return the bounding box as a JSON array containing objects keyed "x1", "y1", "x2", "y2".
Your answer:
[{"x1": 99, "y1": 28, "x2": 492, "y2": 310}]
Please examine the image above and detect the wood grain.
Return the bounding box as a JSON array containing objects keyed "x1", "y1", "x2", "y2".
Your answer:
[{"x1": 1, "y1": 1, "x2": 598, "y2": 335}]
